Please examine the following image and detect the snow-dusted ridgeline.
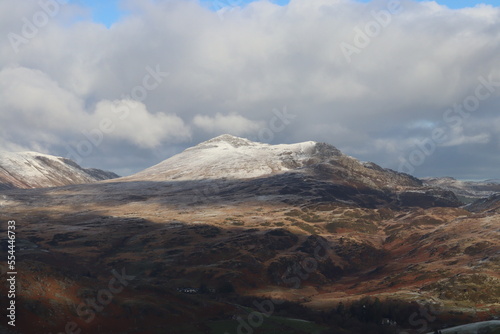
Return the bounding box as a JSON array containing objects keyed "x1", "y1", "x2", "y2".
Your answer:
[
  {"x1": 126, "y1": 134, "x2": 320, "y2": 181},
  {"x1": 121, "y1": 134, "x2": 423, "y2": 191},
  {"x1": 0, "y1": 151, "x2": 118, "y2": 189}
]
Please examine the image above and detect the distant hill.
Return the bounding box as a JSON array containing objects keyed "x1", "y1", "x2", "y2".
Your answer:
[
  {"x1": 466, "y1": 193, "x2": 500, "y2": 213},
  {"x1": 423, "y1": 177, "x2": 500, "y2": 203},
  {"x1": 0, "y1": 151, "x2": 119, "y2": 189}
]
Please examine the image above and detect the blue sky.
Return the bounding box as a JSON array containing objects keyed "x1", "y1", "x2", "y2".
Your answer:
[
  {"x1": 70, "y1": 0, "x2": 499, "y2": 27},
  {"x1": 68, "y1": 0, "x2": 126, "y2": 27}
]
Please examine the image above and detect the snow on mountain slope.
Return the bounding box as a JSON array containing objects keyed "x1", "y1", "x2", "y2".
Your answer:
[
  {"x1": 0, "y1": 151, "x2": 119, "y2": 190},
  {"x1": 123, "y1": 134, "x2": 423, "y2": 191},
  {"x1": 126, "y1": 134, "x2": 320, "y2": 181}
]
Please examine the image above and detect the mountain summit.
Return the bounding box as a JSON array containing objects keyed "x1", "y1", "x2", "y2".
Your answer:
[{"x1": 127, "y1": 134, "x2": 320, "y2": 181}]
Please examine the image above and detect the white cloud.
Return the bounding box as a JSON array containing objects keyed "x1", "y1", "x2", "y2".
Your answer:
[
  {"x1": 0, "y1": 66, "x2": 190, "y2": 150},
  {"x1": 0, "y1": 66, "x2": 86, "y2": 143},
  {"x1": 92, "y1": 99, "x2": 191, "y2": 148}
]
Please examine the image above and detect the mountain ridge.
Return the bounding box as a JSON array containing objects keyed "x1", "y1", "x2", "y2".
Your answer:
[
  {"x1": 423, "y1": 176, "x2": 500, "y2": 202},
  {"x1": 0, "y1": 136, "x2": 461, "y2": 208},
  {"x1": 123, "y1": 134, "x2": 420, "y2": 186},
  {"x1": 0, "y1": 151, "x2": 119, "y2": 190},
  {"x1": 116, "y1": 134, "x2": 460, "y2": 208}
]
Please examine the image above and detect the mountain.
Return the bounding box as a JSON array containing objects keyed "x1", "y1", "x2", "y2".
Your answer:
[
  {"x1": 423, "y1": 177, "x2": 500, "y2": 202},
  {"x1": 127, "y1": 134, "x2": 321, "y2": 181},
  {"x1": 466, "y1": 193, "x2": 500, "y2": 212},
  {"x1": 0, "y1": 135, "x2": 497, "y2": 334},
  {"x1": 0, "y1": 151, "x2": 119, "y2": 189},
  {"x1": 127, "y1": 134, "x2": 420, "y2": 185},
  {"x1": 123, "y1": 134, "x2": 460, "y2": 208}
]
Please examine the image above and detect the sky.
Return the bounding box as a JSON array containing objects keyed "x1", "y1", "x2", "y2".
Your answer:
[
  {"x1": 66, "y1": 0, "x2": 500, "y2": 27},
  {"x1": 1, "y1": 0, "x2": 499, "y2": 179}
]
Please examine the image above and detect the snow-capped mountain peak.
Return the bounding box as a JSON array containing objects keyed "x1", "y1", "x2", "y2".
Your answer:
[
  {"x1": 192, "y1": 134, "x2": 257, "y2": 148},
  {"x1": 127, "y1": 135, "x2": 320, "y2": 181}
]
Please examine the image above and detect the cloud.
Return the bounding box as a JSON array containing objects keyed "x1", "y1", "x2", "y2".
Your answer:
[
  {"x1": 0, "y1": 66, "x2": 85, "y2": 146},
  {"x1": 0, "y1": 66, "x2": 189, "y2": 150},
  {"x1": 193, "y1": 112, "x2": 263, "y2": 136},
  {"x1": 0, "y1": 0, "x2": 499, "y2": 178},
  {"x1": 441, "y1": 126, "x2": 491, "y2": 147},
  {"x1": 92, "y1": 99, "x2": 191, "y2": 148}
]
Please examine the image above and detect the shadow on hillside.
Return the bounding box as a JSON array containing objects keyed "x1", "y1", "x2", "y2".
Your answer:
[{"x1": 0, "y1": 171, "x2": 461, "y2": 210}]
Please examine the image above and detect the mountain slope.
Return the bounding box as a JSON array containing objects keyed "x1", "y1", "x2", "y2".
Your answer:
[
  {"x1": 466, "y1": 193, "x2": 500, "y2": 212},
  {"x1": 122, "y1": 134, "x2": 459, "y2": 208},
  {"x1": 124, "y1": 134, "x2": 422, "y2": 187},
  {"x1": 0, "y1": 151, "x2": 119, "y2": 189}
]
